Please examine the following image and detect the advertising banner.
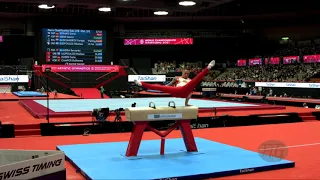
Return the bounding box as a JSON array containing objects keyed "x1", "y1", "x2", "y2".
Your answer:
[
  {"x1": 255, "y1": 82, "x2": 320, "y2": 88},
  {"x1": 0, "y1": 75, "x2": 29, "y2": 83},
  {"x1": 0, "y1": 150, "x2": 65, "y2": 180},
  {"x1": 42, "y1": 65, "x2": 119, "y2": 73},
  {"x1": 128, "y1": 75, "x2": 166, "y2": 82},
  {"x1": 124, "y1": 38, "x2": 193, "y2": 45}
]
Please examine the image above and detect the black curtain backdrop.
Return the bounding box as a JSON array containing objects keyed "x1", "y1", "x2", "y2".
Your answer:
[{"x1": 0, "y1": 36, "x2": 34, "y2": 65}]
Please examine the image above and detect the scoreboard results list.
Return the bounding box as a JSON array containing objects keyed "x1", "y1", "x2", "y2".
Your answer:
[{"x1": 42, "y1": 29, "x2": 106, "y2": 65}]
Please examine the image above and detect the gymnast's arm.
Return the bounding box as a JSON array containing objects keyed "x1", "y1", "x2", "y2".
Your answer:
[{"x1": 166, "y1": 77, "x2": 178, "y2": 86}]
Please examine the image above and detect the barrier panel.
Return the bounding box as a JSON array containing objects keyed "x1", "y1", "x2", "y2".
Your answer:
[
  {"x1": 255, "y1": 82, "x2": 320, "y2": 88},
  {"x1": 0, "y1": 150, "x2": 66, "y2": 180},
  {"x1": 0, "y1": 75, "x2": 29, "y2": 83},
  {"x1": 0, "y1": 85, "x2": 10, "y2": 93}
]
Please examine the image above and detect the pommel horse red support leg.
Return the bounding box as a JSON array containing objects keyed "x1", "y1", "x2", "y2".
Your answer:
[{"x1": 125, "y1": 120, "x2": 198, "y2": 157}]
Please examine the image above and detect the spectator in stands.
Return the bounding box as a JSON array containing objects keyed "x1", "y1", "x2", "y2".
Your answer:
[
  {"x1": 250, "y1": 87, "x2": 257, "y2": 95},
  {"x1": 303, "y1": 103, "x2": 308, "y2": 108},
  {"x1": 100, "y1": 86, "x2": 105, "y2": 99},
  {"x1": 249, "y1": 87, "x2": 253, "y2": 95},
  {"x1": 40, "y1": 86, "x2": 45, "y2": 93},
  {"x1": 53, "y1": 89, "x2": 58, "y2": 99},
  {"x1": 268, "y1": 88, "x2": 273, "y2": 96}
]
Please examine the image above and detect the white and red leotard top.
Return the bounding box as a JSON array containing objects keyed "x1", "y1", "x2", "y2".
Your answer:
[{"x1": 175, "y1": 77, "x2": 191, "y2": 87}]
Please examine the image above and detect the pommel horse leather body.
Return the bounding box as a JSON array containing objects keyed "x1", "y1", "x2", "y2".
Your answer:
[
  {"x1": 125, "y1": 106, "x2": 198, "y2": 121},
  {"x1": 125, "y1": 102, "x2": 199, "y2": 157}
]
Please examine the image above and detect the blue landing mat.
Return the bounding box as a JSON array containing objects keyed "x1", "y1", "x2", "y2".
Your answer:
[
  {"x1": 34, "y1": 97, "x2": 257, "y2": 112},
  {"x1": 13, "y1": 91, "x2": 47, "y2": 97},
  {"x1": 57, "y1": 138, "x2": 294, "y2": 180}
]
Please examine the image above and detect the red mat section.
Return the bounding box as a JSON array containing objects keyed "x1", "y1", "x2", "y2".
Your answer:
[
  {"x1": 71, "y1": 88, "x2": 109, "y2": 99},
  {"x1": 19, "y1": 99, "x2": 286, "y2": 118},
  {"x1": 18, "y1": 100, "x2": 91, "y2": 118},
  {"x1": 1, "y1": 122, "x2": 319, "y2": 180}
]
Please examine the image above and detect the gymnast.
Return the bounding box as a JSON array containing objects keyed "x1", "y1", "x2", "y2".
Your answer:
[{"x1": 135, "y1": 60, "x2": 215, "y2": 106}]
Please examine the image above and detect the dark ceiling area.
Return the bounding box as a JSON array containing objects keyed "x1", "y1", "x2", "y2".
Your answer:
[
  {"x1": 0, "y1": 0, "x2": 232, "y2": 12},
  {"x1": 0, "y1": 0, "x2": 319, "y2": 22}
]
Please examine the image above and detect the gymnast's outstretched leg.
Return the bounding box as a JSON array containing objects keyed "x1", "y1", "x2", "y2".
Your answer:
[
  {"x1": 179, "y1": 61, "x2": 215, "y2": 95},
  {"x1": 135, "y1": 81, "x2": 181, "y2": 96},
  {"x1": 135, "y1": 60, "x2": 215, "y2": 98}
]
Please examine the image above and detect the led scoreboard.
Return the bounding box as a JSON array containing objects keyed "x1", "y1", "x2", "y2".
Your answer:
[{"x1": 42, "y1": 29, "x2": 106, "y2": 65}]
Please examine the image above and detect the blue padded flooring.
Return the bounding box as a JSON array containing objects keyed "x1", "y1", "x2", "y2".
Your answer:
[
  {"x1": 34, "y1": 97, "x2": 257, "y2": 112},
  {"x1": 57, "y1": 137, "x2": 294, "y2": 180},
  {"x1": 13, "y1": 91, "x2": 47, "y2": 97}
]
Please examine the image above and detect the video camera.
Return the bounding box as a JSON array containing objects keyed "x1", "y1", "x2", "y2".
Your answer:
[
  {"x1": 92, "y1": 107, "x2": 125, "y2": 122},
  {"x1": 92, "y1": 103, "x2": 136, "y2": 122},
  {"x1": 92, "y1": 108, "x2": 110, "y2": 121},
  {"x1": 113, "y1": 108, "x2": 124, "y2": 116}
]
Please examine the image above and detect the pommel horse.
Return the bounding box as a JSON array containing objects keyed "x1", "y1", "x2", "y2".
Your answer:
[{"x1": 125, "y1": 101, "x2": 199, "y2": 157}]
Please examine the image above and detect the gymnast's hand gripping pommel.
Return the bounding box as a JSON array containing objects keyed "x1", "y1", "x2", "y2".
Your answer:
[{"x1": 134, "y1": 60, "x2": 215, "y2": 98}]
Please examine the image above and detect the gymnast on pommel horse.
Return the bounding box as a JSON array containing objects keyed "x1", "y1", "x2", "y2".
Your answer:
[
  {"x1": 135, "y1": 60, "x2": 215, "y2": 106},
  {"x1": 125, "y1": 101, "x2": 200, "y2": 157}
]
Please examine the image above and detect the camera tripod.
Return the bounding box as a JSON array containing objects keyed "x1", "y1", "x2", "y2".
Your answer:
[{"x1": 114, "y1": 110, "x2": 124, "y2": 132}]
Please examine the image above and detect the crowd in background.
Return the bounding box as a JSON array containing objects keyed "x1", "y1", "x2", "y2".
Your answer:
[
  {"x1": 153, "y1": 60, "x2": 222, "y2": 81},
  {"x1": 273, "y1": 41, "x2": 320, "y2": 57},
  {"x1": 215, "y1": 41, "x2": 320, "y2": 82},
  {"x1": 154, "y1": 61, "x2": 319, "y2": 83},
  {"x1": 151, "y1": 41, "x2": 320, "y2": 102},
  {"x1": 155, "y1": 61, "x2": 177, "y2": 73},
  {"x1": 216, "y1": 63, "x2": 320, "y2": 82},
  {"x1": 203, "y1": 70, "x2": 219, "y2": 81},
  {"x1": 154, "y1": 61, "x2": 203, "y2": 74},
  {"x1": 153, "y1": 41, "x2": 320, "y2": 83}
]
